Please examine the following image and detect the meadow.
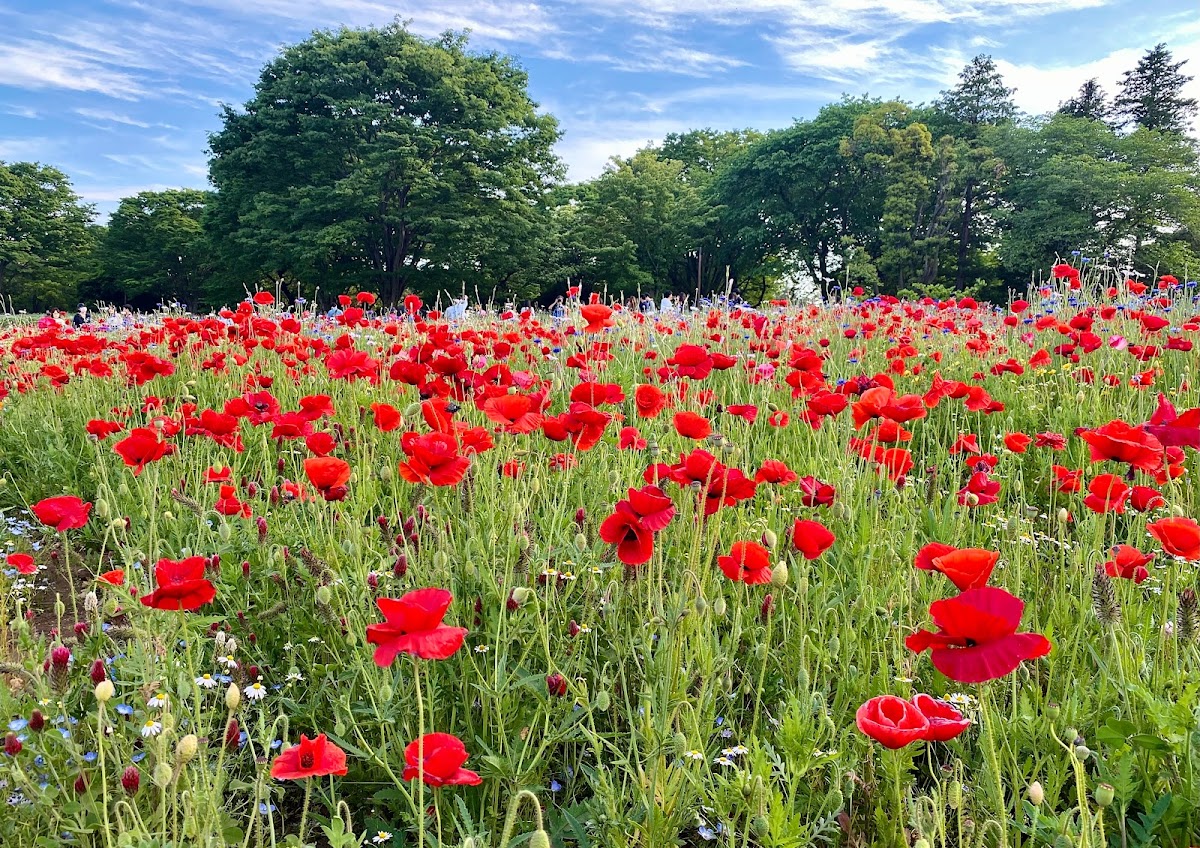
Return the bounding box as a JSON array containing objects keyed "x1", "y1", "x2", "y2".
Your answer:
[{"x1": 1, "y1": 270, "x2": 1198, "y2": 848}]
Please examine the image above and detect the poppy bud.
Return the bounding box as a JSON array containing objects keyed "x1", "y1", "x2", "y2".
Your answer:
[
  {"x1": 121, "y1": 765, "x2": 140, "y2": 794},
  {"x1": 594, "y1": 690, "x2": 611, "y2": 712},
  {"x1": 1027, "y1": 781, "x2": 1044, "y2": 806},
  {"x1": 218, "y1": 522, "x2": 232, "y2": 542},
  {"x1": 29, "y1": 710, "x2": 45, "y2": 732},
  {"x1": 152, "y1": 762, "x2": 173, "y2": 789},
  {"x1": 225, "y1": 683, "x2": 241, "y2": 712},
  {"x1": 712, "y1": 597, "x2": 726, "y2": 617},
  {"x1": 760, "y1": 594, "x2": 774, "y2": 621},
  {"x1": 433, "y1": 550, "x2": 449, "y2": 569},
  {"x1": 1094, "y1": 783, "x2": 1114, "y2": 807},
  {"x1": 529, "y1": 831, "x2": 552, "y2": 848},
  {"x1": 914, "y1": 840, "x2": 931, "y2": 848},
  {"x1": 95, "y1": 498, "x2": 111, "y2": 519},
  {"x1": 315, "y1": 585, "x2": 332, "y2": 605},
  {"x1": 761, "y1": 529, "x2": 778, "y2": 550},
  {"x1": 95, "y1": 680, "x2": 115, "y2": 703},
  {"x1": 693, "y1": 596, "x2": 708, "y2": 615},
  {"x1": 4, "y1": 733, "x2": 21, "y2": 756},
  {"x1": 509, "y1": 587, "x2": 535, "y2": 608},
  {"x1": 1056, "y1": 507, "x2": 1070, "y2": 524},
  {"x1": 89, "y1": 659, "x2": 107, "y2": 683},
  {"x1": 750, "y1": 816, "x2": 769, "y2": 837},
  {"x1": 948, "y1": 780, "x2": 962, "y2": 809},
  {"x1": 176, "y1": 734, "x2": 199, "y2": 766},
  {"x1": 770, "y1": 560, "x2": 789, "y2": 588}
]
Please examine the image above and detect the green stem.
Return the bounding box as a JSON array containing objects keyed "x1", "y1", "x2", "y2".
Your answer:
[
  {"x1": 414, "y1": 656, "x2": 425, "y2": 848},
  {"x1": 978, "y1": 686, "x2": 1010, "y2": 848},
  {"x1": 298, "y1": 779, "x2": 313, "y2": 845}
]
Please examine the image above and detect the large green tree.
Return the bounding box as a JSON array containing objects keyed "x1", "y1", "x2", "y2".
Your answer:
[
  {"x1": 88, "y1": 189, "x2": 212, "y2": 309},
  {"x1": 1058, "y1": 78, "x2": 1112, "y2": 123},
  {"x1": 206, "y1": 23, "x2": 560, "y2": 305},
  {"x1": 0, "y1": 161, "x2": 96, "y2": 311},
  {"x1": 1114, "y1": 43, "x2": 1198, "y2": 135}
]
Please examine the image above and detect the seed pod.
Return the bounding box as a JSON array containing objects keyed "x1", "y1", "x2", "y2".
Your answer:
[{"x1": 1094, "y1": 783, "x2": 1114, "y2": 807}]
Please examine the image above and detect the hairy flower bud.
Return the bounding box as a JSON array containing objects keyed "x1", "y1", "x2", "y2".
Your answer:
[
  {"x1": 94, "y1": 680, "x2": 115, "y2": 703},
  {"x1": 225, "y1": 683, "x2": 241, "y2": 712},
  {"x1": 1027, "y1": 781, "x2": 1044, "y2": 806},
  {"x1": 176, "y1": 734, "x2": 199, "y2": 766}
]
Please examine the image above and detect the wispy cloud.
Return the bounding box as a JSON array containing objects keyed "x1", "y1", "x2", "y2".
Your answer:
[
  {"x1": 0, "y1": 42, "x2": 147, "y2": 99},
  {"x1": 75, "y1": 108, "x2": 153, "y2": 129}
]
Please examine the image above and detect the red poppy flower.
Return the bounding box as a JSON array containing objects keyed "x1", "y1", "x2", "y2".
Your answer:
[
  {"x1": 252, "y1": 291, "x2": 274, "y2": 305},
  {"x1": 482, "y1": 394, "x2": 543, "y2": 434},
  {"x1": 957, "y1": 471, "x2": 1000, "y2": 506},
  {"x1": 32, "y1": 496, "x2": 92, "y2": 531},
  {"x1": 1077, "y1": 420, "x2": 1164, "y2": 474},
  {"x1": 1004, "y1": 432, "x2": 1032, "y2": 453},
  {"x1": 791, "y1": 519, "x2": 835, "y2": 560},
  {"x1": 618, "y1": 426, "x2": 647, "y2": 450},
  {"x1": 1142, "y1": 393, "x2": 1200, "y2": 450},
  {"x1": 634, "y1": 384, "x2": 667, "y2": 418},
  {"x1": 580, "y1": 304, "x2": 614, "y2": 333},
  {"x1": 911, "y1": 693, "x2": 970, "y2": 742},
  {"x1": 855, "y1": 695, "x2": 929, "y2": 749},
  {"x1": 1103, "y1": 545, "x2": 1152, "y2": 583},
  {"x1": 205, "y1": 465, "x2": 233, "y2": 484},
  {"x1": 86, "y1": 419, "x2": 124, "y2": 440},
  {"x1": 914, "y1": 543, "x2": 998, "y2": 590},
  {"x1": 906, "y1": 587, "x2": 1052, "y2": 683},
  {"x1": 304, "y1": 457, "x2": 352, "y2": 501},
  {"x1": 402, "y1": 733, "x2": 481, "y2": 787},
  {"x1": 398, "y1": 432, "x2": 471, "y2": 486},
  {"x1": 357, "y1": 291, "x2": 377, "y2": 305},
  {"x1": 98, "y1": 569, "x2": 126, "y2": 586},
  {"x1": 1035, "y1": 432, "x2": 1067, "y2": 451},
  {"x1": 371, "y1": 403, "x2": 403, "y2": 432},
  {"x1": 366, "y1": 588, "x2": 468, "y2": 666},
  {"x1": 214, "y1": 485, "x2": 252, "y2": 518},
  {"x1": 754, "y1": 459, "x2": 796, "y2": 485},
  {"x1": 667, "y1": 344, "x2": 714, "y2": 379},
  {"x1": 1147, "y1": 517, "x2": 1200, "y2": 561},
  {"x1": 270, "y1": 734, "x2": 348, "y2": 780},
  {"x1": 305, "y1": 432, "x2": 337, "y2": 457},
  {"x1": 1129, "y1": 486, "x2": 1165, "y2": 513},
  {"x1": 6, "y1": 553, "x2": 36, "y2": 575},
  {"x1": 673, "y1": 411, "x2": 712, "y2": 440},
  {"x1": 725, "y1": 404, "x2": 759, "y2": 423},
  {"x1": 113, "y1": 427, "x2": 176, "y2": 476},
  {"x1": 599, "y1": 504, "x2": 654, "y2": 565},
  {"x1": 140, "y1": 556, "x2": 216, "y2": 611},
  {"x1": 1082, "y1": 474, "x2": 1130, "y2": 514},
  {"x1": 797, "y1": 476, "x2": 836, "y2": 507},
  {"x1": 718, "y1": 541, "x2": 772, "y2": 585}
]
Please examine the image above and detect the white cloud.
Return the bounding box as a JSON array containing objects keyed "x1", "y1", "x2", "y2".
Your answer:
[
  {"x1": 0, "y1": 137, "x2": 61, "y2": 161},
  {"x1": 74, "y1": 108, "x2": 153, "y2": 128},
  {"x1": 0, "y1": 42, "x2": 146, "y2": 99}
]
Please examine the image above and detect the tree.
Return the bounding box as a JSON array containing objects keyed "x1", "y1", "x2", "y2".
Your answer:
[
  {"x1": 0, "y1": 161, "x2": 95, "y2": 311},
  {"x1": 936, "y1": 55, "x2": 1016, "y2": 290},
  {"x1": 206, "y1": 23, "x2": 560, "y2": 306},
  {"x1": 1058, "y1": 78, "x2": 1111, "y2": 123},
  {"x1": 91, "y1": 189, "x2": 212, "y2": 309},
  {"x1": 1114, "y1": 43, "x2": 1198, "y2": 135}
]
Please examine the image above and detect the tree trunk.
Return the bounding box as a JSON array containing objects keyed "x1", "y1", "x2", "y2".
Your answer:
[{"x1": 954, "y1": 179, "x2": 975, "y2": 290}]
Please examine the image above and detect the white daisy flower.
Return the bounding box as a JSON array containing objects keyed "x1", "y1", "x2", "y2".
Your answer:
[
  {"x1": 147, "y1": 692, "x2": 168, "y2": 709},
  {"x1": 244, "y1": 681, "x2": 267, "y2": 702},
  {"x1": 195, "y1": 674, "x2": 219, "y2": 690},
  {"x1": 141, "y1": 720, "x2": 163, "y2": 738}
]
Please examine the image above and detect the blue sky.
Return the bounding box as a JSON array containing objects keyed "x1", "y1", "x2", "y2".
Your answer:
[{"x1": 2, "y1": 0, "x2": 1198, "y2": 218}]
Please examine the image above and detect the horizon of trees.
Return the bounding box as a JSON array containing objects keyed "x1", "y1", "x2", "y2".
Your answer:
[{"x1": 2, "y1": 27, "x2": 1198, "y2": 313}]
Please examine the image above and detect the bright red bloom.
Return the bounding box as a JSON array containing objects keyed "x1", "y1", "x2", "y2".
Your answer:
[
  {"x1": 402, "y1": 733, "x2": 481, "y2": 787},
  {"x1": 673, "y1": 411, "x2": 713, "y2": 440},
  {"x1": 914, "y1": 543, "x2": 998, "y2": 591},
  {"x1": 580, "y1": 304, "x2": 614, "y2": 333},
  {"x1": 1082, "y1": 474, "x2": 1130, "y2": 514},
  {"x1": 1147, "y1": 517, "x2": 1200, "y2": 561},
  {"x1": 619, "y1": 426, "x2": 647, "y2": 450},
  {"x1": 398, "y1": 432, "x2": 471, "y2": 486},
  {"x1": 797, "y1": 476, "x2": 836, "y2": 507},
  {"x1": 911, "y1": 693, "x2": 970, "y2": 742},
  {"x1": 205, "y1": 465, "x2": 232, "y2": 484},
  {"x1": 113, "y1": 427, "x2": 175, "y2": 476},
  {"x1": 1050, "y1": 465, "x2": 1083, "y2": 493},
  {"x1": 667, "y1": 344, "x2": 714, "y2": 379},
  {"x1": 717, "y1": 541, "x2": 772, "y2": 585},
  {"x1": 252, "y1": 291, "x2": 274, "y2": 305},
  {"x1": 270, "y1": 734, "x2": 348, "y2": 780},
  {"x1": 598, "y1": 504, "x2": 654, "y2": 565},
  {"x1": 1078, "y1": 420, "x2": 1164, "y2": 474},
  {"x1": 304, "y1": 457, "x2": 352, "y2": 501},
  {"x1": 791, "y1": 519, "x2": 835, "y2": 560},
  {"x1": 906, "y1": 587, "x2": 1052, "y2": 683},
  {"x1": 371, "y1": 403, "x2": 403, "y2": 432},
  {"x1": 86, "y1": 419, "x2": 124, "y2": 440},
  {"x1": 1129, "y1": 485, "x2": 1165, "y2": 512},
  {"x1": 140, "y1": 556, "x2": 216, "y2": 611},
  {"x1": 366, "y1": 588, "x2": 468, "y2": 665},
  {"x1": 1004, "y1": 432, "x2": 1033, "y2": 453},
  {"x1": 957, "y1": 471, "x2": 1000, "y2": 506},
  {"x1": 855, "y1": 696, "x2": 929, "y2": 749},
  {"x1": 305, "y1": 432, "x2": 337, "y2": 457},
  {"x1": 32, "y1": 496, "x2": 91, "y2": 531},
  {"x1": 1035, "y1": 432, "x2": 1067, "y2": 451},
  {"x1": 1104, "y1": 545, "x2": 1152, "y2": 583},
  {"x1": 214, "y1": 485, "x2": 252, "y2": 518},
  {"x1": 6, "y1": 553, "x2": 36, "y2": 575},
  {"x1": 98, "y1": 569, "x2": 125, "y2": 586},
  {"x1": 482, "y1": 394, "x2": 543, "y2": 434},
  {"x1": 634, "y1": 384, "x2": 666, "y2": 418},
  {"x1": 1143, "y1": 394, "x2": 1200, "y2": 450},
  {"x1": 754, "y1": 459, "x2": 796, "y2": 485}
]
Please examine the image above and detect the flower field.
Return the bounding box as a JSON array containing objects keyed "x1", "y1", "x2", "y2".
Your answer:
[{"x1": 1, "y1": 274, "x2": 1199, "y2": 848}]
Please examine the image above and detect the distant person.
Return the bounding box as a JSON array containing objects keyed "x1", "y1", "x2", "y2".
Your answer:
[
  {"x1": 659, "y1": 294, "x2": 674, "y2": 313},
  {"x1": 446, "y1": 297, "x2": 468, "y2": 321},
  {"x1": 72, "y1": 305, "x2": 88, "y2": 328},
  {"x1": 549, "y1": 297, "x2": 565, "y2": 319}
]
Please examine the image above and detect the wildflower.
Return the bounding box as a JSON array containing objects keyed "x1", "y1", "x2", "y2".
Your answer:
[
  {"x1": 244, "y1": 681, "x2": 267, "y2": 702},
  {"x1": 141, "y1": 720, "x2": 163, "y2": 738},
  {"x1": 372, "y1": 833, "x2": 393, "y2": 845},
  {"x1": 366, "y1": 588, "x2": 468, "y2": 666},
  {"x1": 147, "y1": 693, "x2": 168, "y2": 709},
  {"x1": 402, "y1": 733, "x2": 481, "y2": 786},
  {"x1": 270, "y1": 734, "x2": 348, "y2": 780}
]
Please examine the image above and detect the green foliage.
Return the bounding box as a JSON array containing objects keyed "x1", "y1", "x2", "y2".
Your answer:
[
  {"x1": 1114, "y1": 43, "x2": 1199, "y2": 135},
  {"x1": 206, "y1": 23, "x2": 560, "y2": 306},
  {"x1": 0, "y1": 161, "x2": 96, "y2": 311}
]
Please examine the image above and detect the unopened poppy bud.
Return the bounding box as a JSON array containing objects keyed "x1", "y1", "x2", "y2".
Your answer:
[
  {"x1": 1171, "y1": 504, "x2": 1186, "y2": 517},
  {"x1": 712, "y1": 597, "x2": 726, "y2": 617},
  {"x1": 95, "y1": 680, "x2": 115, "y2": 703},
  {"x1": 176, "y1": 734, "x2": 199, "y2": 766},
  {"x1": 225, "y1": 683, "x2": 241, "y2": 712},
  {"x1": 594, "y1": 690, "x2": 610, "y2": 712},
  {"x1": 95, "y1": 499, "x2": 111, "y2": 519},
  {"x1": 574, "y1": 532, "x2": 589, "y2": 551},
  {"x1": 224, "y1": 718, "x2": 240, "y2": 750},
  {"x1": 750, "y1": 816, "x2": 769, "y2": 836},
  {"x1": 109, "y1": 517, "x2": 128, "y2": 532},
  {"x1": 913, "y1": 840, "x2": 931, "y2": 848},
  {"x1": 152, "y1": 762, "x2": 173, "y2": 789},
  {"x1": 693, "y1": 596, "x2": 708, "y2": 615},
  {"x1": 121, "y1": 765, "x2": 141, "y2": 794},
  {"x1": 433, "y1": 550, "x2": 449, "y2": 569},
  {"x1": 529, "y1": 830, "x2": 551, "y2": 848},
  {"x1": 672, "y1": 732, "x2": 688, "y2": 754},
  {"x1": 1056, "y1": 507, "x2": 1070, "y2": 524},
  {"x1": 462, "y1": 839, "x2": 479, "y2": 848},
  {"x1": 379, "y1": 683, "x2": 393, "y2": 703},
  {"x1": 1027, "y1": 781, "x2": 1044, "y2": 806},
  {"x1": 315, "y1": 585, "x2": 332, "y2": 605},
  {"x1": 770, "y1": 560, "x2": 789, "y2": 587},
  {"x1": 1094, "y1": 783, "x2": 1114, "y2": 807},
  {"x1": 218, "y1": 522, "x2": 232, "y2": 542},
  {"x1": 404, "y1": 402, "x2": 422, "y2": 418},
  {"x1": 509, "y1": 587, "x2": 535, "y2": 608},
  {"x1": 948, "y1": 780, "x2": 963, "y2": 809},
  {"x1": 761, "y1": 528, "x2": 778, "y2": 550}
]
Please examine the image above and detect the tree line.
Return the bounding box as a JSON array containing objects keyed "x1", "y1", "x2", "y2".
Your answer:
[{"x1": 2, "y1": 25, "x2": 1197, "y2": 312}]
